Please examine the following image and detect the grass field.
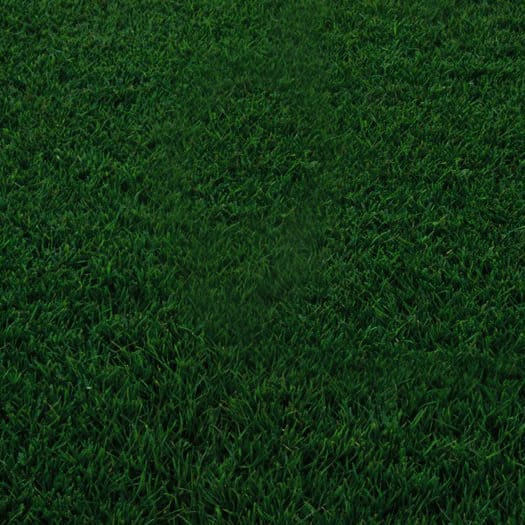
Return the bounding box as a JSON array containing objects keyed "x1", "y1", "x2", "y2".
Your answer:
[{"x1": 1, "y1": 0, "x2": 525, "y2": 522}]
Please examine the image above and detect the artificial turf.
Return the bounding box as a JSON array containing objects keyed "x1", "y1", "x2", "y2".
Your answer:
[{"x1": 1, "y1": 0, "x2": 525, "y2": 523}]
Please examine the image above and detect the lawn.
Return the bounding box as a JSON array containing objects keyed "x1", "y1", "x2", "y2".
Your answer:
[{"x1": 1, "y1": 0, "x2": 525, "y2": 523}]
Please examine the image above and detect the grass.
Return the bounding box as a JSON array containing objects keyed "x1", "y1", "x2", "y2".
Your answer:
[{"x1": 1, "y1": 0, "x2": 525, "y2": 522}]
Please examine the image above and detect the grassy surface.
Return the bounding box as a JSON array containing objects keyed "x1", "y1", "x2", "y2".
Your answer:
[{"x1": 1, "y1": 0, "x2": 525, "y2": 522}]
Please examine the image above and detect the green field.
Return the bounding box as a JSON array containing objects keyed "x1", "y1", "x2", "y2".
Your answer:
[{"x1": 1, "y1": 1, "x2": 525, "y2": 523}]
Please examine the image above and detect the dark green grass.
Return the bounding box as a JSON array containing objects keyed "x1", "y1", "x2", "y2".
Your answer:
[{"x1": 1, "y1": 0, "x2": 525, "y2": 522}]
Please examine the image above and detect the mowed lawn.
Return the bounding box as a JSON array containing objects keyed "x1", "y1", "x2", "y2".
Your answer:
[{"x1": 1, "y1": 1, "x2": 525, "y2": 522}]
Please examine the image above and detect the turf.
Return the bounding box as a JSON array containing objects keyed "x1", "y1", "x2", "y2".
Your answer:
[{"x1": 1, "y1": 0, "x2": 525, "y2": 523}]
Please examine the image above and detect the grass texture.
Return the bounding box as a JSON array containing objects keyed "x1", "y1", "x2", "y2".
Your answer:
[{"x1": 1, "y1": 1, "x2": 525, "y2": 523}]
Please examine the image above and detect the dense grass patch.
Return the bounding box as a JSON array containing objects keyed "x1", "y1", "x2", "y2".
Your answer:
[{"x1": 1, "y1": 0, "x2": 525, "y2": 522}]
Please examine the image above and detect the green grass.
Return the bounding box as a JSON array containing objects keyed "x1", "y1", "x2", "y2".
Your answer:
[{"x1": 1, "y1": 0, "x2": 525, "y2": 522}]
